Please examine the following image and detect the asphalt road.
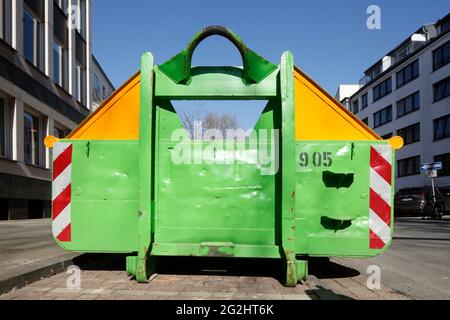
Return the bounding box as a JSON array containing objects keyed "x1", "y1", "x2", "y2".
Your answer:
[{"x1": 334, "y1": 216, "x2": 450, "y2": 300}]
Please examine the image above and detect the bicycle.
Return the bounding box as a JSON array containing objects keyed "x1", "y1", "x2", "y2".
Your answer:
[{"x1": 422, "y1": 201, "x2": 444, "y2": 220}]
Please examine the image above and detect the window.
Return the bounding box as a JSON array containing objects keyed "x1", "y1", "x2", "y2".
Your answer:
[
  {"x1": 398, "y1": 156, "x2": 420, "y2": 177},
  {"x1": 352, "y1": 100, "x2": 359, "y2": 114},
  {"x1": 74, "y1": 63, "x2": 80, "y2": 101},
  {"x1": 434, "y1": 114, "x2": 450, "y2": 141},
  {"x1": 24, "y1": 112, "x2": 40, "y2": 166},
  {"x1": 74, "y1": 0, "x2": 86, "y2": 39},
  {"x1": 433, "y1": 41, "x2": 450, "y2": 71},
  {"x1": 373, "y1": 106, "x2": 392, "y2": 128},
  {"x1": 0, "y1": 0, "x2": 12, "y2": 44},
  {"x1": 54, "y1": 126, "x2": 66, "y2": 139},
  {"x1": 434, "y1": 153, "x2": 450, "y2": 177},
  {"x1": 75, "y1": 31, "x2": 86, "y2": 66},
  {"x1": 53, "y1": 40, "x2": 67, "y2": 88},
  {"x1": 381, "y1": 133, "x2": 393, "y2": 140},
  {"x1": 0, "y1": 95, "x2": 11, "y2": 159},
  {"x1": 54, "y1": 0, "x2": 68, "y2": 11},
  {"x1": 361, "y1": 93, "x2": 368, "y2": 109},
  {"x1": 397, "y1": 123, "x2": 420, "y2": 145},
  {"x1": 396, "y1": 60, "x2": 419, "y2": 89},
  {"x1": 0, "y1": 97, "x2": 5, "y2": 157},
  {"x1": 373, "y1": 78, "x2": 392, "y2": 102},
  {"x1": 94, "y1": 74, "x2": 100, "y2": 93},
  {"x1": 53, "y1": 0, "x2": 68, "y2": 53},
  {"x1": 23, "y1": 7, "x2": 44, "y2": 70},
  {"x1": 74, "y1": 62, "x2": 86, "y2": 105},
  {"x1": 397, "y1": 91, "x2": 420, "y2": 118},
  {"x1": 441, "y1": 20, "x2": 450, "y2": 34},
  {"x1": 93, "y1": 74, "x2": 101, "y2": 103},
  {"x1": 433, "y1": 77, "x2": 450, "y2": 102},
  {"x1": 362, "y1": 117, "x2": 369, "y2": 126}
]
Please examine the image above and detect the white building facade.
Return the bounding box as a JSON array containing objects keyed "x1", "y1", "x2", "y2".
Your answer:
[
  {"x1": 341, "y1": 14, "x2": 450, "y2": 191},
  {"x1": 0, "y1": 0, "x2": 114, "y2": 219},
  {"x1": 336, "y1": 84, "x2": 361, "y2": 109}
]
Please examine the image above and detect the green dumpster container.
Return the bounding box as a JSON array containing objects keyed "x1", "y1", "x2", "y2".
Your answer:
[{"x1": 47, "y1": 26, "x2": 403, "y2": 286}]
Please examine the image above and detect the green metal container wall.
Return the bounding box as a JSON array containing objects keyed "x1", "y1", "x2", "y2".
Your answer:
[
  {"x1": 55, "y1": 138, "x2": 393, "y2": 257},
  {"x1": 50, "y1": 26, "x2": 397, "y2": 286}
]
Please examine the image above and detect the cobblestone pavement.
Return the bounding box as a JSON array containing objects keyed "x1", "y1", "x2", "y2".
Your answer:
[{"x1": 0, "y1": 256, "x2": 410, "y2": 300}]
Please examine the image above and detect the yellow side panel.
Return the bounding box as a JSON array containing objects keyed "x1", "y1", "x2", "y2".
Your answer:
[
  {"x1": 68, "y1": 67, "x2": 380, "y2": 143},
  {"x1": 294, "y1": 67, "x2": 381, "y2": 141},
  {"x1": 68, "y1": 72, "x2": 141, "y2": 140}
]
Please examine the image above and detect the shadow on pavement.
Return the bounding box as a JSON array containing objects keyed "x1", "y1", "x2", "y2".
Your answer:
[
  {"x1": 305, "y1": 285, "x2": 354, "y2": 300},
  {"x1": 307, "y1": 257, "x2": 360, "y2": 279},
  {"x1": 73, "y1": 253, "x2": 128, "y2": 271},
  {"x1": 76, "y1": 254, "x2": 291, "y2": 286},
  {"x1": 75, "y1": 254, "x2": 284, "y2": 278},
  {"x1": 154, "y1": 256, "x2": 288, "y2": 284},
  {"x1": 75, "y1": 254, "x2": 359, "y2": 284},
  {"x1": 72, "y1": 254, "x2": 357, "y2": 300}
]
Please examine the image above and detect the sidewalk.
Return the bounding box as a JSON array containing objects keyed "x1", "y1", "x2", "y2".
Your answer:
[{"x1": 0, "y1": 219, "x2": 80, "y2": 294}]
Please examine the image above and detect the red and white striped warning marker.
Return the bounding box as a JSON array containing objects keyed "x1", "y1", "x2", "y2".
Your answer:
[
  {"x1": 369, "y1": 145, "x2": 393, "y2": 249},
  {"x1": 52, "y1": 143, "x2": 73, "y2": 242}
]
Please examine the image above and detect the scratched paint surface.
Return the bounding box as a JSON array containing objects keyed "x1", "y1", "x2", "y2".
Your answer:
[
  {"x1": 55, "y1": 140, "x2": 140, "y2": 253},
  {"x1": 154, "y1": 99, "x2": 277, "y2": 255},
  {"x1": 295, "y1": 141, "x2": 394, "y2": 257},
  {"x1": 53, "y1": 101, "x2": 394, "y2": 258},
  {"x1": 55, "y1": 138, "x2": 393, "y2": 258}
]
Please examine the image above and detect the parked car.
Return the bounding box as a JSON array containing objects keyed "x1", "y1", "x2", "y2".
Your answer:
[{"x1": 394, "y1": 186, "x2": 449, "y2": 218}]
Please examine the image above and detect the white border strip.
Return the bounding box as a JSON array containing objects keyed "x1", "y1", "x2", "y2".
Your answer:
[
  {"x1": 52, "y1": 204, "x2": 71, "y2": 238},
  {"x1": 372, "y1": 145, "x2": 392, "y2": 166},
  {"x1": 370, "y1": 168, "x2": 392, "y2": 205},
  {"x1": 53, "y1": 142, "x2": 72, "y2": 161},
  {"x1": 369, "y1": 209, "x2": 391, "y2": 244},
  {"x1": 52, "y1": 164, "x2": 72, "y2": 201}
]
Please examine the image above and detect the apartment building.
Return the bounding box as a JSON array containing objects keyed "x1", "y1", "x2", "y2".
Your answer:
[
  {"x1": 336, "y1": 84, "x2": 361, "y2": 109},
  {"x1": 92, "y1": 55, "x2": 114, "y2": 110},
  {"x1": 338, "y1": 13, "x2": 450, "y2": 191},
  {"x1": 0, "y1": 0, "x2": 114, "y2": 220}
]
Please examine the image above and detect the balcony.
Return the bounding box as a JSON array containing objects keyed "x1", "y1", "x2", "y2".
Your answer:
[
  {"x1": 359, "y1": 75, "x2": 371, "y2": 87},
  {"x1": 358, "y1": 39, "x2": 426, "y2": 88},
  {"x1": 390, "y1": 41, "x2": 425, "y2": 65}
]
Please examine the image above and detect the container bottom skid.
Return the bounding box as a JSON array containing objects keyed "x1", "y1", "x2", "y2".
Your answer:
[{"x1": 126, "y1": 255, "x2": 308, "y2": 287}]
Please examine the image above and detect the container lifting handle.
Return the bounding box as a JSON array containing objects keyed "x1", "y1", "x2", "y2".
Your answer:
[
  {"x1": 186, "y1": 26, "x2": 248, "y2": 72},
  {"x1": 159, "y1": 25, "x2": 278, "y2": 85}
]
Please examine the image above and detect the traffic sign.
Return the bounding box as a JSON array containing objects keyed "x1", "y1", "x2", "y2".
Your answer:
[{"x1": 420, "y1": 162, "x2": 442, "y2": 172}]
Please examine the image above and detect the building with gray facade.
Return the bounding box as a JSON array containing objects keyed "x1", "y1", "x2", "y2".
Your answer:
[
  {"x1": 338, "y1": 13, "x2": 450, "y2": 191},
  {"x1": 0, "y1": 0, "x2": 114, "y2": 219}
]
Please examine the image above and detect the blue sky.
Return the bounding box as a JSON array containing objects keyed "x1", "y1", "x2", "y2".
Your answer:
[{"x1": 92, "y1": 0, "x2": 449, "y2": 128}]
